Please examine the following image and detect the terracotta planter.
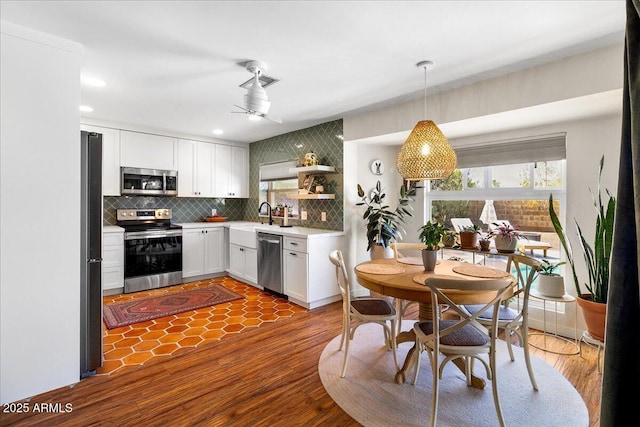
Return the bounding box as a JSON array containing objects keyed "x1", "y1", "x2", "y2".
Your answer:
[
  {"x1": 494, "y1": 235, "x2": 518, "y2": 253},
  {"x1": 421, "y1": 249, "x2": 438, "y2": 272},
  {"x1": 577, "y1": 294, "x2": 606, "y2": 342},
  {"x1": 442, "y1": 233, "x2": 456, "y2": 248},
  {"x1": 459, "y1": 232, "x2": 478, "y2": 249},
  {"x1": 478, "y1": 238, "x2": 491, "y2": 251},
  {"x1": 370, "y1": 244, "x2": 394, "y2": 260}
]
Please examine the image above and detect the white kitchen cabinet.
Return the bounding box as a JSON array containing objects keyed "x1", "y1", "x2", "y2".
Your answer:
[
  {"x1": 81, "y1": 124, "x2": 121, "y2": 196},
  {"x1": 214, "y1": 144, "x2": 248, "y2": 198},
  {"x1": 282, "y1": 235, "x2": 343, "y2": 309},
  {"x1": 182, "y1": 226, "x2": 224, "y2": 278},
  {"x1": 283, "y1": 248, "x2": 308, "y2": 302},
  {"x1": 120, "y1": 130, "x2": 178, "y2": 170},
  {"x1": 178, "y1": 139, "x2": 214, "y2": 197},
  {"x1": 102, "y1": 227, "x2": 124, "y2": 294},
  {"x1": 228, "y1": 244, "x2": 257, "y2": 284}
]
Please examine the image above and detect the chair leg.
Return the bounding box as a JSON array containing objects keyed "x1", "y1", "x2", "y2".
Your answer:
[
  {"x1": 389, "y1": 320, "x2": 399, "y2": 371},
  {"x1": 395, "y1": 298, "x2": 404, "y2": 336},
  {"x1": 505, "y1": 326, "x2": 516, "y2": 362},
  {"x1": 521, "y1": 325, "x2": 539, "y2": 391},
  {"x1": 430, "y1": 350, "x2": 440, "y2": 427},
  {"x1": 338, "y1": 313, "x2": 348, "y2": 351},
  {"x1": 341, "y1": 325, "x2": 351, "y2": 378},
  {"x1": 490, "y1": 347, "x2": 506, "y2": 427},
  {"x1": 411, "y1": 340, "x2": 422, "y2": 385}
]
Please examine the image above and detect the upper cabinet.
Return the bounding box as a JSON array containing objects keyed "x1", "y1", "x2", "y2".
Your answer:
[
  {"x1": 80, "y1": 124, "x2": 121, "y2": 196},
  {"x1": 177, "y1": 139, "x2": 215, "y2": 197},
  {"x1": 214, "y1": 145, "x2": 248, "y2": 198},
  {"x1": 120, "y1": 131, "x2": 178, "y2": 171}
]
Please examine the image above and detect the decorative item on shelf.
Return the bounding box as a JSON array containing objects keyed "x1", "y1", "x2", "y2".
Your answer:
[
  {"x1": 418, "y1": 220, "x2": 448, "y2": 271},
  {"x1": 459, "y1": 224, "x2": 481, "y2": 249},
  {"x1": 489, "y1": 221, "x2": 521, "y2": 253},
  {"x1": 537, "y1": 259, "x2": 567, "y2": 298},
  {"x1": 370, "y1": 159, "x2": 384, "y2": 175},
  {"x1": 302, "y1": 174, "x2": 315, "y2": 193},
  {"x1": 313, "y1": 174, "x2": 327, "y2": 194},
  {"x1": 356, "y1": 180, "x2": 416, "y2": 259},
  {"x1": 303, "y1": 151, "x2": 318, "y2": 166},
  {"x1": 550, "y1": 155, "x2": 615, "y2": 342},
  {"x1": 396, "y1": 60, "x2": 457, "y2": 181}
]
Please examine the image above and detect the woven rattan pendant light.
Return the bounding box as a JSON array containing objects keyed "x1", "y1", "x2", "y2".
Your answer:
[{"x1": 397, "y1": 61, "x2": 457, "y2": 181}]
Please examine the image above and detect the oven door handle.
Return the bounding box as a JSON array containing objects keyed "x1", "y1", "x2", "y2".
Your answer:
[{"x1": 124, "y1": 229, "x2": 183, "y2": 240}]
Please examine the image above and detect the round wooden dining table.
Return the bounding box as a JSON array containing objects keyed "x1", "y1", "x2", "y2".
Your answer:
[{"x1": 354, "y1": 257, "x2": 515, "y2": 387}]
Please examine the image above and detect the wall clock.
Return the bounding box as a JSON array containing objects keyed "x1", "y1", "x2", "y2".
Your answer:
[{"x1": 370, "y1": 160, "x2": 384, "y2": 175}]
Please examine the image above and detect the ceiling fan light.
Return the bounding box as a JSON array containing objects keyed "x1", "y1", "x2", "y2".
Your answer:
[
  {"x1": 396, "y1": 120, "x2": 457, "y2": 181},
  {"x1": 245, "y1": 79, "x2": 271, "y2": 114}
]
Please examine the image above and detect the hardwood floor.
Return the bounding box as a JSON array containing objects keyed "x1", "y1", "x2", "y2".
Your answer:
[{"x1": 0, "y1": 301, "x2": 602, "y2": 427}]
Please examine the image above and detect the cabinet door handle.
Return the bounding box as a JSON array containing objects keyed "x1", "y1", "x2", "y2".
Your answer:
[
  {"x1": 290, "y1": 242, "x2": 298, "y2": 246},
  {"x1": 289, "y1": 252, "x2": 297, "y2": 256}
]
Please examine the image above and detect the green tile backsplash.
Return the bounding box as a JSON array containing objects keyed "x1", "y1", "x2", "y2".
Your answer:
[
  {"x1": 245, "y1": 119, "x2": 344, "y2": 230},
  {"x1": 103, "y1": 196, "x2": 246, "y2": 224}
]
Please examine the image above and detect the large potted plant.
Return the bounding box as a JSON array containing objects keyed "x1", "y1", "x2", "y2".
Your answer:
[
  {"x1": 549, "y1": 155, "x2": 615, "y2": 342},
  {"x1": 356, "y1": 180, "x2": 416, "y2": 259},
  {"x1": 489, "y1": 221, "x2": 521, "y2": 253},
  {"x1": 418, "y1": 220, "x2": 448, "y2": 271}
]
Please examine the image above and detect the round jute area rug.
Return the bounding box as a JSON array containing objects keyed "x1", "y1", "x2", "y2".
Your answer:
[{"x1": 319, "y1": 322, "x2": 588, "y2": 427}]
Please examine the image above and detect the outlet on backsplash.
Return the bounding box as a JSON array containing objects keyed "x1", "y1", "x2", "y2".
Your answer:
[{"x1": 321, "y1": 211, "x2": 327, "y2": 222}]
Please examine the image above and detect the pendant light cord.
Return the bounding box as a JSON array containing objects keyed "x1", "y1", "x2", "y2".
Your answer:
[{"x1": 423, "y1": 65, "x2": 427, "y2": 119}]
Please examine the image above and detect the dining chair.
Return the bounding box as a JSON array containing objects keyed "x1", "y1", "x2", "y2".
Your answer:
[
  {"x1": 328, "y1": 250, "x2": 398, "y2": 378},
  {"x1": 461, "y1": 253, "x2": 541, "y2": 390},
  {"x1": 411, "y1": 275, "x2": 514, "y2": 427},
  {"x1": 390, "y1": 242, "x2": 427, "y2": 334}
]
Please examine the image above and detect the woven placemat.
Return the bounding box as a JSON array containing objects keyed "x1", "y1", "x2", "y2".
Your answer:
[
  {"x1": 397, "y1": 257, "x2": 423, "y2": 266},
  {"x1": 452, "y1": 264, "x2": 511, "y2": 278},
  {"x1": 355, "y1": 263, "x2": 405, "y2": 275}
]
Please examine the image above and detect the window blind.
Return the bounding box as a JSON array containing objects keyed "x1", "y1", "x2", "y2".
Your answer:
[
  {"x1": 259, "y1": 159, "x2": 298, "y2": 181},
  {"x1": 455, "y1": 133, "x2": 566, "y2": 168}
]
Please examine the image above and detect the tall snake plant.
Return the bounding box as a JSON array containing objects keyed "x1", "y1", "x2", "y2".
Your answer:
[{"x1": 549, "y1": 155, "x2": 616, "y2": 303}]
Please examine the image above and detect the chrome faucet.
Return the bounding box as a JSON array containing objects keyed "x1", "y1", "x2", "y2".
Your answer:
[{"x1": 258, "y1": 202, "x2": 273, "y2": 225}]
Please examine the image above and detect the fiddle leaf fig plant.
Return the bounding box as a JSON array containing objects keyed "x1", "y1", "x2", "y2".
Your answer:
[
  {"x1": 356, "y1": 180, "x2": 416, "y2": 251},
  {"x1": 549, "y1": 155, "x2": 616, "y2": 303}
]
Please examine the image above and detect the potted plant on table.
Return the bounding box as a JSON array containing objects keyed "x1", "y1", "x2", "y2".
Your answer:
[
  {"x1": 489, "y1": 221, "x2": 521, "y2": 253},
  {"x1": 537, "y1": 259, "x2": 567, "y2": 298},
  {"x1": 549, "y1": 155, "x2": 615, "y2": 342},
  {"x1": 356, "y1": 180, "x2": 416, "y2": 259},
  {"x1": 418, "y1": 221, "x2": 448, "y2": 271},
  {"x1": 459, "y1": 224, "x2": 481, "y2": 249}
]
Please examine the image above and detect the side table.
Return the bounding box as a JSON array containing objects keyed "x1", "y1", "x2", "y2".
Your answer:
[
  {"x1": 579, "y1": 331, "x2": 605, "y2": 373},
  {"x1": 529, "y1": 289, "x2": 579, "y2": 355}
]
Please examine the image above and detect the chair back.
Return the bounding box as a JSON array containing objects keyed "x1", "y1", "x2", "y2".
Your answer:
[
  {"x1": 329, "y1": 250, "x2": 351, "y2": 306},
  {"x1": 425, "y1": 275, "x2": 515, "y2": 338},
  {"x1": 390, "y1": 242, "x2": 428, "y2": 260},
  {"x1": 450, "y1": 218, "x2": 474, "y2": 233},
  {"x1": 505, "y1": 253, "x2": 541, "y2": 310}
]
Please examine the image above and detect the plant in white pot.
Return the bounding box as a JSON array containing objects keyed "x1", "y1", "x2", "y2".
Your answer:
[
  {"x1": 536, "y1": 259, "x2": 567, "y2": 298},
  {"x1": 356, "y1": 180, "x2": 416, "y2": 259},
  {"x1": 489, "y1": 221, "x2": 521, "y2": 253},
  {"x1": 418, "y1": 221, "x2": 448, "y2": 271}
]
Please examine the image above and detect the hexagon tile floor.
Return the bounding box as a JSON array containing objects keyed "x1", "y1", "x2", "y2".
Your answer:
[{"x1": 98, "y1": 276, "x2": 307, "y2": 375}]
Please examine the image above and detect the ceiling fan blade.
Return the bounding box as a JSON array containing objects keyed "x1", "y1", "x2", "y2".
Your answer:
[
  {"x1": 263, "y1": 114, "x2": 282, "y2": 124},
  {"x1": 233, "y1": 104, "x2": 250, "y2": 112}
]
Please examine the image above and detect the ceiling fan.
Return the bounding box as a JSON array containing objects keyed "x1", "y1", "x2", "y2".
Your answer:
[{"x1": 232, "y1": 60, "x2": 282, "y2": 124}]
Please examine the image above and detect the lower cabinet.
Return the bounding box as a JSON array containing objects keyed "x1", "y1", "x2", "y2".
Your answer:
[
  {"x1": 228, "y1": 244, "x2": 257, "y2": 284},
  {"x1": 102, "y1": 228, "x2": 124, "y2": 294},
  {"x1": 283, "y1": 249, "x2": 308, "y2": 302},
  {"x1": 283, "y1": 235, "x2": 343, "y2": 309},
  {"x1": 182, "y1": 227, "x2": 224, "y2": 278}
]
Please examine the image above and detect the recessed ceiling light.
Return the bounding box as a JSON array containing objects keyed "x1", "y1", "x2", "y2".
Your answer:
[
  {"x1": 81, "y1": 76, "x2": 106, "y2": 87},
  {"x1": 212, "y1": 129, "x2": 224, "y2": 135},
  {"x1": 248, "y1": 115, "x2": 262, "y2": 122},
  {"x1": 79, "y1": 105, "x2": 94, "y2": 112}
]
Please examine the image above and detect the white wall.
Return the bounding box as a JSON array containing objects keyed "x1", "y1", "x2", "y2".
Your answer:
[{"x1": 1, "y1": 21, "x2": 82, "y2": 404}]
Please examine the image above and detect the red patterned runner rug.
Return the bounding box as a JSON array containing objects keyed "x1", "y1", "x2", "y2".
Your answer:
[{"x1": 103, "y1": 285, "x2": 243, "y2": 329}]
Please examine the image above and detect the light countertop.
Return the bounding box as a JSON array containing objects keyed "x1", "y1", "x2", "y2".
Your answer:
[
  {"x1": 177, "y1": 221, "x2": 344, "y2": 238},
  {"x1": 103, "y1": 225, "x2": 124, "y2": 233}
]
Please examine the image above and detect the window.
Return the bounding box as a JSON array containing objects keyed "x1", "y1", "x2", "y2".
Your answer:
[{"x1": 259, "y1": 179, "x2": 299, "y2": 217}]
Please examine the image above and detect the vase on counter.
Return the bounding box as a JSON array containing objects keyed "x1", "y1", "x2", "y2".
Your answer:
[{"x1": 421, "y1": 249, "x2": 438, "y2": 272}]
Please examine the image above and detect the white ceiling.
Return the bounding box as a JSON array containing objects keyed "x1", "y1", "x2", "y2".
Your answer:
[{"x1": 0, "y1": 1, "x2": 626, "y2": 144}]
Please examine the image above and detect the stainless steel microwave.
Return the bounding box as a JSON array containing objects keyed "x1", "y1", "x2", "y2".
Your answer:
[{"x1": 121, "y1": 167, "x2": 178, "y2": 196}]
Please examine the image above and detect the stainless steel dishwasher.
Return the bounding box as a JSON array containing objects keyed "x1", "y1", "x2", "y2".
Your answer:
[{"x1": 257, "y1": 232, "x2": 283, "y2": 294}]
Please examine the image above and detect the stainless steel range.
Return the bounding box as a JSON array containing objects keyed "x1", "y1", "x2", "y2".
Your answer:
[{"x1": 117, "y1": 208, "x2": 182, "y2": 293}]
